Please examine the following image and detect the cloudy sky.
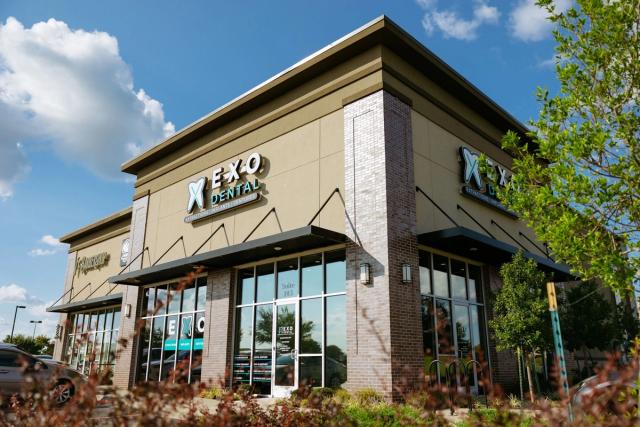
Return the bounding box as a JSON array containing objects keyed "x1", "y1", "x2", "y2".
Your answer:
[{"x1": 0, "y1": 0, "x2": 566, "y2": 338}]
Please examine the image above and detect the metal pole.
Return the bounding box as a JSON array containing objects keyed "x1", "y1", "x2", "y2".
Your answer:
[
  {"x1": 10, "y1": 305, "x2": 26, "y2": 342},
  {"x1": 547, "y1": 282, "x2": 573, "y2": 422},
  {"x1": 30, "y1": 320, "x2": 42, "y2": 339}
]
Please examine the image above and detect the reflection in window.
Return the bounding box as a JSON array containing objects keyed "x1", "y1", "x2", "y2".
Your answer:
[
  {"x1": 63, "y1": 306, "x2": 121, "y2": 383},
  {"x1": 436, "y1": 299, "x2": 453, "y2": 355},
  {"x1": 233, "y1": 306, "x2": 253, "y2": 385},
  {"x1": 422, "y1": 296, "x2": 436, "y2": 365},
  {"x1": 325, "y1": 250, "x2": 346, "y2": 294},
  {"x1": 433, "y1": 255, "x2": 449, "y2": 297},
  {"x1": 300, "y1": 298, "x2": 322, "y2": 354},
  {"x1": 256, "y1": 264, "x2": 275, "y2": 303},
  {"x1": 325, "y1": 295, "x2": 347, "y2": 388},
  {"x1": 301, "y1": 254, "x2": 323, "y2": 297},
  {"x1": 299, "y1": 356, "x2": 322, "y2": 387},
  {"x1": 454, "y1": 304, "x2": 471, "y2": 359},
  {"x1": 252, "y1": 304, "x2": 272, "y2": 395},
  {"x1": 232, "y1": 249, "x2": 347, "y2": 392},
  {"x1": 277, "y1": 259, "x2": 299, "y2": 299},
  {"x1": 238, "y1": 268, "x2": 255, "y2": 305},
  {"x1": 451, "y1": 260, "x2": 467, "y2": 299},
  {"x1": 418, "y1": 250, "x2": 487, "y2": 390},
  {"x1": 137, "y1": 277, "x2": 207, "y2": 384},
  {"x1": 468, "y1": 265, "x2": 482, "y2": 302},
  {"x1": 419, "y1": 251, "x2": 432, "y2": 295}
]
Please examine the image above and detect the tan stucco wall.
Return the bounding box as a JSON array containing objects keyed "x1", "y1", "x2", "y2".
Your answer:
[
  {"x1": 412, "y1": 110, "x2": 546, "y2": 256},
  {"x1": 68, "y1": 231, "x2": 128, "y2": 302},
  {"x1": 140, "y1": 110, "x2": 345, "y2": 268}
]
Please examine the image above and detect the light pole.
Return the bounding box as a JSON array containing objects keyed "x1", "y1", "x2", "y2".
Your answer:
[
  {"x1": 30, "y1": 320, "x2": 42, "y2": 339},
  {"x1": 10, "y1": 305, "x2": 26, "y2": 342}
]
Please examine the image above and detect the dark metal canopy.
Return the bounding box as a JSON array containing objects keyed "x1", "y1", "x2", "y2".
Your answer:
[
  {"x1": 109, "y1": 225, "x2": 346, "y2": 286},
  {"x1": 419, "y1": 227, "x2": 572, "y2": 280},
  {"x1": 46, "y1": 293, "x2": 123, "y2": 313}
]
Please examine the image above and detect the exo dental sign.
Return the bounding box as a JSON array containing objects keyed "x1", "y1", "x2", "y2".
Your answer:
[
  {"x1": 459, "y1": 146, "x2": 515, "y2": 217},
  {"x1": 76, "y1": 252, "x2": 110, "y2": 276},
  {"x1": 184, "y1": 152, "x2": 264, "y2": 223}
]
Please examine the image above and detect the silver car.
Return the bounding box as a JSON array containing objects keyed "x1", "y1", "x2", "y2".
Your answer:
[{"x1": 0, "y1": 342, "x2": 86, "y2": 406}]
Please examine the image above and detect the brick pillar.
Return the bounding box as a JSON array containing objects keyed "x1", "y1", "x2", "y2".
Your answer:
[
  {"x1": 343, "y1": 90, "x2": 423, "y2": 401},
  {"x1": 53, "y1": 251, "x2": 77, "y2": 361},
  {"x1": 113, "y1": 195, "x2": 149, "y2": 388},
  {"x1": 200, "y1": 269, "x2": 234, "y2": 387}
]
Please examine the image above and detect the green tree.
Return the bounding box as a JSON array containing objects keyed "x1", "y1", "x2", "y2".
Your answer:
[
  {"x1": 496, "y1": 0, "x2": 640, "y2": 295},
  {"x1": 489, "y1": 251, "x2": 550, "y2": 402},
  {"x1": 4, "y1": 334, "x2": 54, "y2": 355},
  {"x1": 559, "y1": 281, "x2": 616, "y2": 375}
]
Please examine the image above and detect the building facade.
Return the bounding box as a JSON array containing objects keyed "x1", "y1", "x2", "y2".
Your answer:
[{"x1": 49, "y1": 17, "x2": 572, "y2": 400}]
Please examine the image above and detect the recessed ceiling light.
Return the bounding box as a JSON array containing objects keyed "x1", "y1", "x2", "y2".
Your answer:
[
  {"x1": 469, "y1": 247, "x2": 478, "y2": 251},
  {"x1": 274, "y1": 246, "x2": 282, "y2": 251}
]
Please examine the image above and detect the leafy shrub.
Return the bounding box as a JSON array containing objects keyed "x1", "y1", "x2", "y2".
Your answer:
[
  {"x1": 353, "y1": 388, "x2": 385, "y2": 406},
  {"x1": 200, "y1": 386, "x2": 225, "y2": 399}
]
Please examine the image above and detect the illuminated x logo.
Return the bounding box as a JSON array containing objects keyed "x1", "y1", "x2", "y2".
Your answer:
[
  {"x1": 187, "y1": 177, "x2": 206, "y2": 213},
  {"x1": 461, "y1": 147, "x2": 482, "y2": 189}
]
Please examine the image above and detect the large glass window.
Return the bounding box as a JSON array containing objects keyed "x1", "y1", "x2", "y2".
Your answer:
[
  {"x1": 233, "y1": 249, "x2": 347, "y2": 393},
  {"x1": 64, "y1": 306, "x2": 121, "y2": 383},
  {"x1": 137, "y1": 276, "x2": 207, "y2": 384},
  {"x1": 419, "y1": 250, "x2": 487, "y2": 389}
]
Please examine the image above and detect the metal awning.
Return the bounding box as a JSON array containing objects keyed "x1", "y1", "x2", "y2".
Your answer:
[
  {"x1": 109, "y1": 225, "x2": 346, "y2": 286},
  {"x1": 46, "y1": 293, "x2": 123, "y2": 313},
  {"x1": 418, "y1": 226, "x2": 572, "y2": 279}
]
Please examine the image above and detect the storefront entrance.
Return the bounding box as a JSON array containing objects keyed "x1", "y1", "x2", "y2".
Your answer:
[
  {"x1": 233, "y1": 249, "x2": 347, "y2": 397},
  {"x1": 273, "y1": 300, "x2": 297, "y2": 397}
]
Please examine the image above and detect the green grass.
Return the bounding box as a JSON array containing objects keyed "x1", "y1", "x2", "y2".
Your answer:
[
  {"x1": 344, "y1": 403, "x2": 432, "y2": 426},
  {"x1": 454, "y1": 408, "x2": 534, "y2": 427}
]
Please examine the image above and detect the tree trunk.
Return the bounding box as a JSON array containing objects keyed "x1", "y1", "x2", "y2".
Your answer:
[
  {"x1": 525, "y1": 352, "x2": 536, "y2": 403},
  {"x1": 517, "y1": 347, "x2": 524, "y2": 402}
]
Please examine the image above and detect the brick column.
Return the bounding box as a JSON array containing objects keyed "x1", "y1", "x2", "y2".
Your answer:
[
  {"x1": 200, "y1": 269, "x2": 234, "y2": 387},
  {"x1": 113, "y1": 195, "x2": 149, "y2": 388},
  {"x1": 53, "y1": 251, "x2": 77, "y2": 361},
  {"x1": 343, "y1": 90, "x2": 423, "y2": 401}
]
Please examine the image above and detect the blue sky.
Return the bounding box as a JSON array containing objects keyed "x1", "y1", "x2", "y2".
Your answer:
[{"x1": 0, "y1": 0, "x2": 564, "y2": 338}]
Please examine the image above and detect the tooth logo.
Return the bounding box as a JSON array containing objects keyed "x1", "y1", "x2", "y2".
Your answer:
[
  {"x1": 461, "y1": 147, "x2": 482, "y2": 189},
  {"x1": 187, "y1": 177, "x2": 206, "y2": 213}
]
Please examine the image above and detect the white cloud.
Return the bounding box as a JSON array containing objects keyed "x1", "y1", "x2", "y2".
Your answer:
[
  {"x1": 41, "y1": 235, "x2": 62, "y2": 247},
  {"x1": 509, "y1": 0, "x2": 572, "y2": 42},
  {"x1": 25, "y1": 302, "x2": 58, "y2": 338},
  {"x1": 0, "y1": 17, "x2": 175, "y2": 199},
  {"x1": 28, "y1": 248, "x2": 57, "y2": 257},
  {"x1": 418, "y1": 0, "x2": 500, "y2": 41},
  {"x1": 0, "y1": 283, "x2": 40, "y2": 303},
  {"x1": 28, "y1": 234, "x2": 66, "y2": 256}
]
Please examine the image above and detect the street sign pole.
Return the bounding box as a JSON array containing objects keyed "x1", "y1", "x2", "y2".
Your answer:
[{"x1": 547, "y1": 282, "x2": 573, "y2": 421}]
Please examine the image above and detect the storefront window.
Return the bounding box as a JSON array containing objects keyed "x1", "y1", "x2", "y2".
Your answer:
[
  {"x1": 419, "y1": 250, "x2": 487, "y2": 389},
  {"x1": 64, "y1": 306, "x2": 121, "y2": 383},
  {"x1": 233, "y1": 249, "x2": 347, "y2": 393},
  {"x1": 256, "y1": 264, "x2": 275, "y2": 302},
  {"x1": 433, "y1": 255, "x2": 449, "y2": 297},
  {"x1": 137, "y1": 276, "x2": 207, "y2": 384},
  {"x1": 325, "y1": 294, "x2": 347, "y2": 388},
  {"x1": 301, "y1": 254, "x2": 323, "y2": 297},
  {"x1": 277, "y1": 259, "x2": 298, "y2": 299}
]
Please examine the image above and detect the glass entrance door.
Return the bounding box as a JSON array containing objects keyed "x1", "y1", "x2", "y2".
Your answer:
[{"x1": 272, "y1": 300, "x2": 298, "y2": 397}]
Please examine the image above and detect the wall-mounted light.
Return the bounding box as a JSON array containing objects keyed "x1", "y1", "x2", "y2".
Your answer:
[
  {"x1": 125, "y1": 303, "x2": 132, "y2": 318},
  {"x1": 360, "y1": 263, "x2": 371, "y2": 285},
  {"x1": 402, "y1": 263, "x2": 412, "y2": 284}
]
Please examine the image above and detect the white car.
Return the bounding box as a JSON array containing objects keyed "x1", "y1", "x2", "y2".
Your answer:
[{"x1": 0, "y1": 342, "x2": 86, "y2": 406}]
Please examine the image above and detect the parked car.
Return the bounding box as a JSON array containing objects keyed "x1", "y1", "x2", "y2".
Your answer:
[
  {"x1": 0, "y1": 342, "x2": 86, "y2": 406},
  {"x1": 571, "y1": 369, "x2": 639, "y2": 414},
  {"x1": 34, "y1": 354, "x2": 54, "y2": 361}
]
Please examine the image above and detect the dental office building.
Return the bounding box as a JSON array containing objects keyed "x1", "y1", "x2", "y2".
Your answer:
[{"x1": 48, "y1": 16, "x2": 571, "y2": 400}]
